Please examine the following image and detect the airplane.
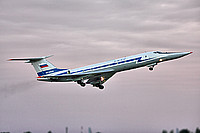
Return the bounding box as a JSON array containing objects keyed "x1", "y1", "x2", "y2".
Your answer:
[{"x1": 9, "y1": 51, "x2": 192, "y2": 89}]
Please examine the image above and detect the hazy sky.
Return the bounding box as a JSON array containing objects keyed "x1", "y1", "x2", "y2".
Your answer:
[{"x1": 0, "y1": 0, "x2": 200, "y2": 133}]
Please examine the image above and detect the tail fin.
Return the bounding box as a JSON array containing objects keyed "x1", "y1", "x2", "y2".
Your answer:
[{"x1": 9, "y1": 55, "x2": 64, "y2": 76}]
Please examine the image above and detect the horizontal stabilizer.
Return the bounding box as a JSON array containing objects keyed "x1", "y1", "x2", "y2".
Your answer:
[{"x1": 8, "y1": 55, "x2": 53, "y2": 63}]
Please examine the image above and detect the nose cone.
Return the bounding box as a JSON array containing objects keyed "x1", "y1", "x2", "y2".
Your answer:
[
  {"x1": 177, "y1": 52, "x2": 192, "y2": 57},
  {"x1": 165, "y1": 52, "x2": 192, "y2": 61}
]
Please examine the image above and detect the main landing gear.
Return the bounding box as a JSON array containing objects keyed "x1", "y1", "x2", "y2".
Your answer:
[
  {"x1": 94, "y1": 84, "x2": 104, "y2": 90},
  {"x1": 77, "y1": 80, "x2": 86, "y2": 87},
  {"x1": 77, "y1": 80, "x2": 104, "y2": 89}
]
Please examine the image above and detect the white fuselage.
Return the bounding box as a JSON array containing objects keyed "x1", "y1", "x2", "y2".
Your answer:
[
  {"x1": 9, "y1": 51, "x2": 192, "y2": 89},
  {"x1": 51, "y1": 51, "x2": 190, "y2": 78}
]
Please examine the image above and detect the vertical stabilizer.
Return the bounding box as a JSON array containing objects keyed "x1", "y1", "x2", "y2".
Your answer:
[
  {"x1": 9, "y1": 55, "x2": 64, "y2": 76},
  {"x1": 31, "y1": 58, "x2": 56, "y2": 76}
]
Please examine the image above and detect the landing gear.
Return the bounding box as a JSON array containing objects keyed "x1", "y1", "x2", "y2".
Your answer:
[
  {"x1": 147, "y1": 63, "x2": 157, "y2": 71},
  {"x1": 77, "y1": 80, "x2": 86, "y2": 87},
  {"x1": 80, "y1": 83, "x2": 86, "y2": 87},
  {"x1": 95, "y1": 84, "x2": 104, "y2": 89},
  {"x1": 98, "y1": 85, "x2": 104, "y2": 89},
  {"x1": 149, "y1": 67, "x2": 154, "y2": 71}
]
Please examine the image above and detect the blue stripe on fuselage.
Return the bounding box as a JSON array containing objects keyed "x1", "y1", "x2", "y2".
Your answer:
[
  {"x1": 135, "y1": 57, "x2": 142, "y2": 62},
  {"x1": 37, "y1": 68, "x2": 68, "y2": 76},
  {"x1": 53, "y1": 56, "x2": 154, "y2": 76}
]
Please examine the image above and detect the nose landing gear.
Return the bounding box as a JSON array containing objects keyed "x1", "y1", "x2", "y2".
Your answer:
[
  {"x1": 149, "y1": 66, "x2": 154, "y2": 71},
  {"x1": 147, "y1": 63, "x2": 157, "y2": 71}
]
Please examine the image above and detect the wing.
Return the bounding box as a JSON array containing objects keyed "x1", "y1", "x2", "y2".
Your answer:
[
  {"x1": 44, "y1": 68, "x2": 116, "y2": 85},
  {"x1": 86, "y1": 71, "x2": 116, "y2": 86}
]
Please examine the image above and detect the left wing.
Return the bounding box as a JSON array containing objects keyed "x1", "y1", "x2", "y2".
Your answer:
[
  {"x1": 43, "y1": 69, "x2": 116, "y2": 88},
  {"x1": 86, "y1": 71, "x2": 116, "y2": 86}
]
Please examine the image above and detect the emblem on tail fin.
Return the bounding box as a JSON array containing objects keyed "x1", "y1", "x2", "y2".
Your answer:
[
  {"x1": 8, "y1": 55, "x2": 57, "y2": 76},
  {"x1": 39, "y1": 63, "x2": 49, "y2": 68}
]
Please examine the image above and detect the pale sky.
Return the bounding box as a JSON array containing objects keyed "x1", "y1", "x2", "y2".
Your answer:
[{"x1": 0, "y1": 0, "x2": 200, "y2": 133}]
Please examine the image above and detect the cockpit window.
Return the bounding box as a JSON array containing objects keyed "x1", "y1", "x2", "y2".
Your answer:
[
  {"x1": 153, "y1": 51, "x2": 164, "y2": 54},
  {"x1": 153, "y1": 51, "x2": 177, "y2": 54}
]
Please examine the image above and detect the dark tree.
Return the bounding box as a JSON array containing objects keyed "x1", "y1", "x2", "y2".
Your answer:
[
  {"x1": 162, "y1": 130, "x2": 168, "y2": 133},
  {"x1": 48, "y1": 131, "x2": 52, "y2": 133},
  {"x1": 170, "y1": 130, "x2": 174, "y2": 133},
  {"x1": 180, "y1": 129, "x2": 190, "y2": 133},
  {"x1": 196, "y1": 128, "x2": 200, "y2": 133}
]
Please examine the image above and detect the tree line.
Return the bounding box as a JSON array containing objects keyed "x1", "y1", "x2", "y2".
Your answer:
[{"x1": 162, "y1": 127, "x2": 200, "y2": 133}]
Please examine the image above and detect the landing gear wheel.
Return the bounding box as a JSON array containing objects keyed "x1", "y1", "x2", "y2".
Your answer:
[
  {"x1": 149, "y1": 67, "x2": 154, "y2": 71},
  {"x1": 98, "y1": 85, "x2": 104, "y2": 89},
  {"x1": 93, "y1": 84, "x2": 104, "y2": 90},
  {"x1": 77, "y1": 80, "x2": 86, "y2": 87},
  {"x1": 77, "y1": 80, "x2": 82, "y2": 84},
  {"x1": 80, "y1": 83, "x2": 86, "y2": 87}
]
